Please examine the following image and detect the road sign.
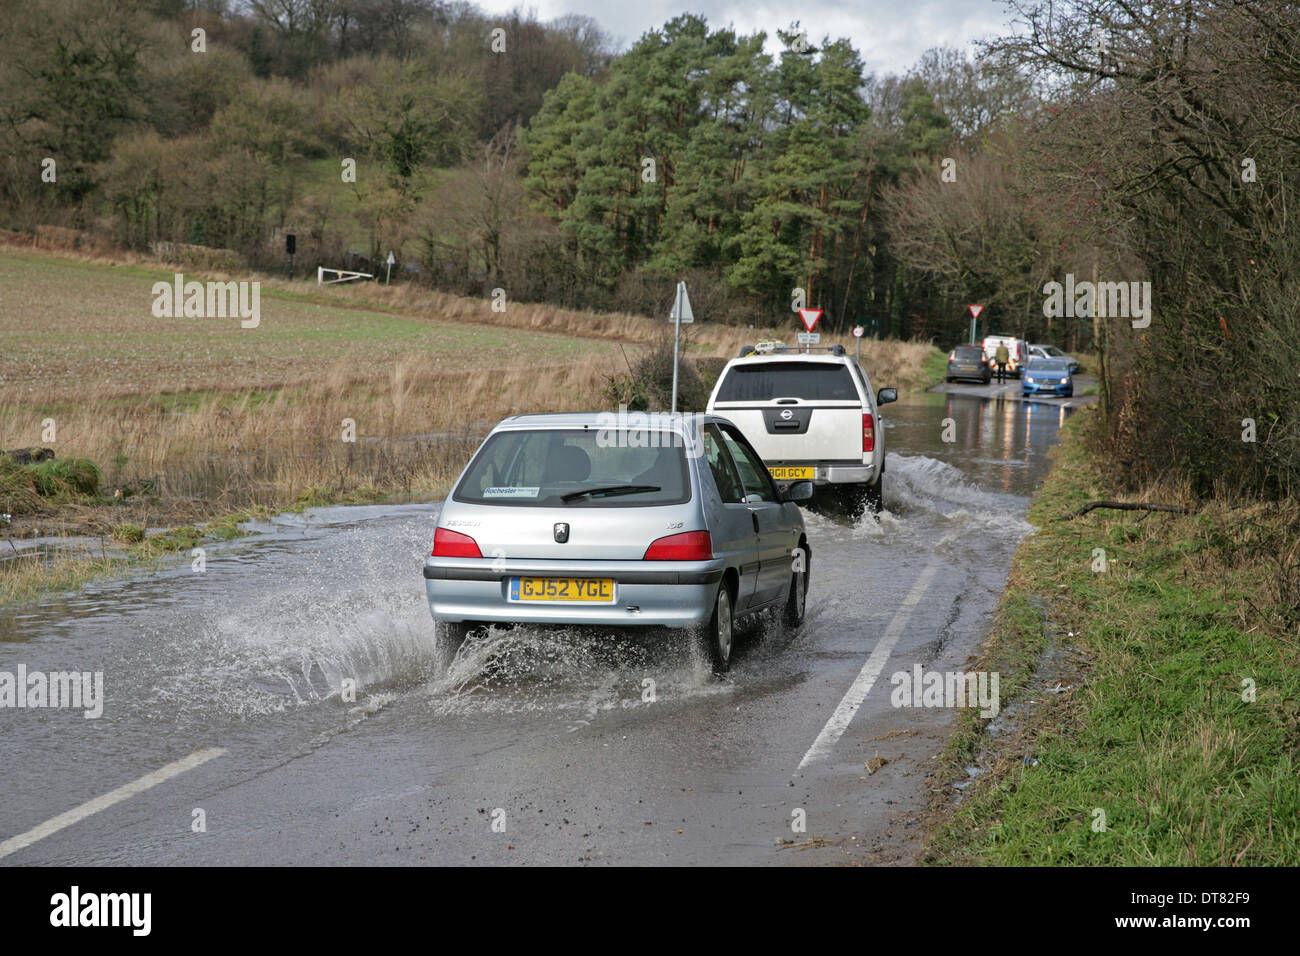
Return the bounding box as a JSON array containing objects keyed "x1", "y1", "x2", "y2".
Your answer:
[
  {"x1": 670, "y1": 280, "x2": 694, "y2": 413},
  {"x1": 385, "y1": 250, "x2": 395, "y2": 285},
  {"x1": 967, "y1": 304, "x2": 983, "y2": 345},
  {"x1": 797, "y1": 331, "x2": 820, "y2": 345},
  {"x1": 670, "y1": 281, "x2": 694, "y2": 323},
  {"x1": 852, "y1": 325, "x2": 864, "y2": 338},
  {"x1": 798, "y1": 308, "x2": 822, "y2": 332}
]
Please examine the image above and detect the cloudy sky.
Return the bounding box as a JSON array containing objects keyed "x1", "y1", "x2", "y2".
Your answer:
[{"x1": 474, "y1": 0, "x2": 1018, "y2": 77}]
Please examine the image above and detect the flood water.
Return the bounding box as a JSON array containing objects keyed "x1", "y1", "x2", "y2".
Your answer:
[{"x1": 0, "y1": 389, "x2": 1079, "y2": 865}]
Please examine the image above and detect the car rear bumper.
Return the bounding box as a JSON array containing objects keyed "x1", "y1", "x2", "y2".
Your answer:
[
  {"x1": 424, "y1": 558, "x2": 724, "y2": 627},
  {"x1": 768, "y1": 462, "x2": 876, "y2": 488}
]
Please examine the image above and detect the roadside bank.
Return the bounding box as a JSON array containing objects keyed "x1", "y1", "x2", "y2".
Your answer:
[{"x1": 922, "y1": 407, "x2": 1300, "y2": 865}]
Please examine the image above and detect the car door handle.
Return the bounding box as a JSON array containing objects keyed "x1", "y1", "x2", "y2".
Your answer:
[{"x1": 751, "y1": 512, "x2": 760, "y2": 533}]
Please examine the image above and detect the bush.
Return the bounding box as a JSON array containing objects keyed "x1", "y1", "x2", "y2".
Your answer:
[
  {"x1": 112, "y1": 523, "x2": 146, "y2": 544},
  {"x1": 0, "y1": 458, "x2": 42, "y2": 514},
  {"x1": 26, "y1": 458, "x2": 101, "y2": 497}
]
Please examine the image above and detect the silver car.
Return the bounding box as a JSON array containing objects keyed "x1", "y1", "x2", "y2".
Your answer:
[{"x1": 423, "y1": 412, "x2": 812, "y2": 671}]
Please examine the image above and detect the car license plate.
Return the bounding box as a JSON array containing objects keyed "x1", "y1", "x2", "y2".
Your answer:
[
  {"x1": 959, "y1": 365, "x2": 976, "y2": 371},
  {"x1": 768, "y1": 466, "x2": 814, "y2": 480},
  {"x1": 509, "y1": 577, "x2": 615, "y2": 603}
]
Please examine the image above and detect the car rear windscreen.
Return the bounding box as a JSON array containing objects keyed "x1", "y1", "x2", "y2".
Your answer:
[
  {"x1": 952, "y1": 347, "x2": 983, "y2": 360},
  {"x1": 453, "y1": 428, "x2": 690, "y2": 507},
  {"x1": 715, "y1": 362, "x2": 858, "y2": 402}
]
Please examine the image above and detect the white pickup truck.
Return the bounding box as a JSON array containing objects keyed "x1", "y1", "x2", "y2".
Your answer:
[{"x1": 705, "y1": 343, "x2": 897, "y2": 516}]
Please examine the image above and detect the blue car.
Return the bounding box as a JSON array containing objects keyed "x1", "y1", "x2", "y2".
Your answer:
[{"x1": 1021, "y1": 358, "x2": 1073, "y2": 397}]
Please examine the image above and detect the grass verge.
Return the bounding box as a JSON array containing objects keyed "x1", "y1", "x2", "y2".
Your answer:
[{"x1": 923, "y1": 407, "x2": 1300, "y2": 865}]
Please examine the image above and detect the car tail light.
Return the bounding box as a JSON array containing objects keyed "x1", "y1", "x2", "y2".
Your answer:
[
  {"x1": 643, "y1": 531, "x2": 713, "y2": 560},
  {"x1": 432, "y1": 527, "x2": 483, "y2": 558},
  {"x1": 948, "y1": 350, "x2": 956, "y2": 361},
  {"x1": 863, "y1": 413, "x2": 875, "y2": 453}
]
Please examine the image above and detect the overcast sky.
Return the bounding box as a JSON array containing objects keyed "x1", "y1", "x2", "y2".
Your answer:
[{"x1": 473, "y1": 0, "x2": 1017, "y2": 77}]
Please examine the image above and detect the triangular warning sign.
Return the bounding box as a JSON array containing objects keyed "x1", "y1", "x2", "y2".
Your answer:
[
  {"x1": 798, "y1": 308, "x2": 822, "y2": 332},
  {"x1": 968, "y1": 304, "x2": 984, "y2": 320}
]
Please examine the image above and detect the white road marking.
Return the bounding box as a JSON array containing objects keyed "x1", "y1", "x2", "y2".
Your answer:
[
  {"x1": 0, "y1": 747, "x2": 226, "y2": 860},
  {"x1": 797, "y1": 555, "x2": 943, "y2": 769}
]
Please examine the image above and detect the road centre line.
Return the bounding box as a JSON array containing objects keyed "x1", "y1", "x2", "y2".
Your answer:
[
  {"x1": 796, "y1": 555, "x2": 944, "y2": 770},
  {"x1": 0, "y1": 747, "x2": 227, "y2": 860}
]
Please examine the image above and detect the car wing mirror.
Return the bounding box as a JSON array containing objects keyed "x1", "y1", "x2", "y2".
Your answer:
[
  {"x1": 876, "y1": 387, "x2": 898, "y2": 405},
  {"x1": 784, "y1": 480, "x2": 814, "y2": 502}
]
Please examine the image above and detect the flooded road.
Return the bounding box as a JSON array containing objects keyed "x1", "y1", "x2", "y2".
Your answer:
[{"x1": 1, "y1": 391, "x2": 1077, "y2": 865}]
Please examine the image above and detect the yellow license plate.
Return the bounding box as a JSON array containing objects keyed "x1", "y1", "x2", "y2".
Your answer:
[
  {"x1": 768, "y1": 466, "x2": 814, "y2": 480},
  {"x1": 509, "y1": 577, "x2": 615, "y2": 603}
]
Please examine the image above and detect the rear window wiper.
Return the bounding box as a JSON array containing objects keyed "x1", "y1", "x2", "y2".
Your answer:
[{"x1": 560, "y1": 484, "x2": 661, "y2": 502}]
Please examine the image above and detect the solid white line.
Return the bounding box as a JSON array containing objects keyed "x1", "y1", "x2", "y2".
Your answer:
[
  {"x1": 0, "y1": 747, "x2": 226, "y2": 860},
  {"x1": 797, "y1": 556, "x2": 944, "y2": 769}
]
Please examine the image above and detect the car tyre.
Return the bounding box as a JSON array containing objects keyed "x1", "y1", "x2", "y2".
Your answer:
[
  {"x1": 783, "y1": 548, "x2": 809, "y2": 629},
  {"x1": 696, "y1": 584, "x2": 734, "y2": 674}
]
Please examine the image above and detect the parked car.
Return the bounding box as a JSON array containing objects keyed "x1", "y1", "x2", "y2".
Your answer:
[
  {"x1": 424, "y1": 412, "x2": 812, "y2": 672},
  {"x1": 1028, "y1": 343, "x2": 1081, "y2": 374},
  {"x1": 946, "y1": 345, "x2": 992, "y2": 384},
  {"x1": 705, "y1": 343, "x2": 897, "y2": 516},
  {"x1": 982, "y1": 335, "x2": 1029, "y2": 377},
  {"x1": 1021, "y1": 357, "x2": 1074, "y2": 398}
]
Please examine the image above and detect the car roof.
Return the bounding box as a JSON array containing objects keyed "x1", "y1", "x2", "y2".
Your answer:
[
  {"x1": 727, "y1": 352, "x2": 851, "y2": 363},
  {"x1": 493, "y1": 411, "x2": 731, "y2": 430}
]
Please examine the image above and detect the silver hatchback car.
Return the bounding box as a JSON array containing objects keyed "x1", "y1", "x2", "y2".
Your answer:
[{"x1": 423, "y1": 411, "x2": 813, "y2": 671}]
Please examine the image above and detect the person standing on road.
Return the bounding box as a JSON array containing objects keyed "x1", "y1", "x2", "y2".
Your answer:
[{"x1": 994, "y1": 343, "x2": 1009, "y2": 384}]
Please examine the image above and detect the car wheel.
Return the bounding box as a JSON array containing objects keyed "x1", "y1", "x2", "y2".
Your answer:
[
  {"x1": 696, "y1": 584, "x2": 734, "y2": 673},
  {"x1": 1064, "y1": 388, "x2": 1073, "y2": 397},
  {"x1": 783, "y1": 547, "x2": 809, "y2": 628}
]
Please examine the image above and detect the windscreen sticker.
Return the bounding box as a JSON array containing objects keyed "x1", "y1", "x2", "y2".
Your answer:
[{"x1": 482, "y1": 486, "x2": 540, "y2": 498}]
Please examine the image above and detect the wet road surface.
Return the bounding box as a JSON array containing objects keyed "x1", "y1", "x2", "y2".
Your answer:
[{"x1": 1, "y1": 392, "x2": 1075, "y2": 865}]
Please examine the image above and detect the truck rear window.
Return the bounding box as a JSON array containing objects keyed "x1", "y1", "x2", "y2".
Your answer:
[{"x1": 714, "y1": 362, "x2": 858, "y2": 402}]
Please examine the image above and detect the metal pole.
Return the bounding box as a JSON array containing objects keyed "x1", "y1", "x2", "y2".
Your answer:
[{"x1": 670, "y1": 283, "x2": 681, "y2": 413}]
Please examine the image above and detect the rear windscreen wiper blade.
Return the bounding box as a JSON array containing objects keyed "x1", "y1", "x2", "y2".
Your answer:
[{"x1": 560, "y1": 484, "x2": 660, "y2": 502}]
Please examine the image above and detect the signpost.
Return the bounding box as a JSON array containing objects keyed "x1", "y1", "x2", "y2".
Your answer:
[
  {"x1": 386, "y1": 250, "x2": 395, "y2": 285},
  {"x1": 967, "y1": 304, "x2": 984, "y2": 345},
  {"x1": 853, "y1": 324, "x2": 864, "y2": 361},
  {"x1": 669, "y1": 281, "x2": 694, "y2": 413},
  {"x1": 798, "y1": 308, "x2": 822, "y2": 353}
]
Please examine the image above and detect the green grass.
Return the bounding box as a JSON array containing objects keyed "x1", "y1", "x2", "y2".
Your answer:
[
  {"x1": 926, "y1": 409, "x2": 1300, "y2": 865},
  {"x1": 920, "y1": 346, "x2": 950, "y2": 390}
]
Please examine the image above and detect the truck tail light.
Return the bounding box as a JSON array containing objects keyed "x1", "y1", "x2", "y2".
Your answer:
[
  {"x1": 863, "y1": 414, "x2": 875, "y2": 453},
  {"x1": 432, "y1": 527, "x2": 483, "y2": 558},
  {"x1": 643, "y1": 531, "x2": 713, "y2": 560}
]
